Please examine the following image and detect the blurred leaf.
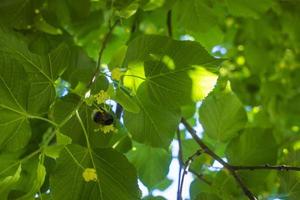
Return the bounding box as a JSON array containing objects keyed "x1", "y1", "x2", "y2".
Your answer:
[
  {"x1": 173, "y1": 0, "x2": 217, "y2": 33},
  {"x1": 225, "y1": 0, "x2": 273, "y2": 18},
  {"x1": 199, "y1": 90, "x2": 247, "y2": 142},
  {"x1": 0, "y1": 164, "x2": 21, "y2": 199},
  {"x1": 226, "y1": 128, "x2": 278, "y2": 165},
  {"x1": 0, "y1": 0, "x2": 40, "y2": 29}
]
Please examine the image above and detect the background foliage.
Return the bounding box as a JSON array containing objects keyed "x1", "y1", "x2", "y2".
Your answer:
[{"x1": 0, "y1": 0, "x2": 300, "y2": 199}]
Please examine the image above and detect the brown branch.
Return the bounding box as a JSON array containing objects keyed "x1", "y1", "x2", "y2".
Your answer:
[
  {"x1": 178, "y1": 150, "x2": 202, "y2": 200},
  {"x1": 176, "y1": 129, "x2": 211, "y2": 200},
  {"x1": 232, "y1": 165, "x2": 300, "y2": 171},
  {"x1": 176, "y1": 129, "x2": 183, "y2": 200},
  {"x1": 87, "y1": 20, "x2": 119, "y2": 88},
  {"x1": 181, "y1": 118, "x2": 257, "y2": 200}
]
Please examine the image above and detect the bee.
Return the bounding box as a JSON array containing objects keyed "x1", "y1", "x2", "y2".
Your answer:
[{"x1": 93, "y1": 108, "x2": 114, "y2": 125}]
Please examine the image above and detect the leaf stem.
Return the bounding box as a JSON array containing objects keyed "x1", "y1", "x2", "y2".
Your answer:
[
  {"x1": 28, "y1": 115, "x2": 58, "y2": 126},
  {"x1": 122, "y1": 74, "x2": 147, "y2": 81},
  {"x1": 64, "y1": 146, "x2": 85, "y2": 169},
  {"x1": 75, "y1": 110, "x2": 103, "y2": 199}
]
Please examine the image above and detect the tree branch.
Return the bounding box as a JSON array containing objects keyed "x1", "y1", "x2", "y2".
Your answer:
[
  {"x1": 87, "y1": 20, "x2": 119, "y2": 88},
  {"x1": 232, "y1": 165, "x2": 300, "y2": 171},
  {"x1": 181, "y1": 118, "x2": 257, "y2": 200},
  {"x1": 176, "y1": 128, "x2": 211, "y2": 200},
  {"x1": 178, "y1": 149, "x2": 202, "y2": 200}
]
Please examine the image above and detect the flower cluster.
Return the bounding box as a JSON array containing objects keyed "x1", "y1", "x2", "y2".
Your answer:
[
  {"x1": 94, "y1": 90, "x2": 110, "y2": 104},
  {"x1": 82, "y1": 168, "x2": 98, "y2": 182},
  {"x1": 100, "y1": 124, "x2": 118, "y2": 134}
]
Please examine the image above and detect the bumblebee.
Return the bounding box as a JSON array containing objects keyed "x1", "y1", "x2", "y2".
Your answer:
[{"x1": 93, "y1": 109, "x2": 114, "y2": 125}]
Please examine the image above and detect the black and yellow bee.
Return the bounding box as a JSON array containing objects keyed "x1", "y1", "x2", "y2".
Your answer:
[{"x1": 93, "y1": 108, "x2": 114, "y2": 125}]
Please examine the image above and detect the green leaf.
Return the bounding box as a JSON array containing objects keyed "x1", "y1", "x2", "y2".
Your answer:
[
  {"x1": 173, "y1": 0, "x2": 218, "y2": 33},
  {"x1": 195, "y1": 193, "x2": 222, "y2": 200},
  {"x1": 124, "y1": 35, "x2": 219, "y2": 108},
  {"x1": 0, "y1": 0, "x2": 38, "y2": 29},
  {"x1": 114, "y1": 87, "x2": 140, "y2": 113},
  {"x1": 225, "y1": 0, "x2": 273, "y2": 18},
  {"x1": 190, "y1": 178, "x2": 213, "y2": 200},
  {"x1": 181, "y1": 104, "x2": 196, "y2": 119},
  {"x1": 279, "y1": 171, "x2": 300, "y2": 200},
  {"x1": 0, "y1": 63, "x2": 31, "y2": 151},
  {"x1": 199, "y1": 90, "x2": 247, "y2": 142},
  {"x1": 153, "y1": 178, "x2": 173, "y2": 191},
  {"x1": 43, "y1": 132, "x2": 72, "y2": 159},
  {"x1": 50, "y1": 144, "x2": 140, "y2": 200},
  {"x1": 108, "y1": 46, "x2": 128, "y2": 70},
  {"x1": 143, "y1": 196, "x2": 167, "y2": 200},
  {"x1": 50, "y1": 94, "x2": 114, "y2": 147},
  {"x1": 112, "y1": 0, "x2": 139, "y2": 18},
  {"x1": 226, "y1": 128, "x2": 278, "y2": 165},
  {"x1": 17, "y1": 159, "x2": 46, "y2": 200},
  {"x1": 127, "y1": 142, "x2": 172, "y2": 189},
  {"x1": 124, "y1": 84, "x2": 181, "y2": 148},
  {"x1": 0, "y1": 164, "x2": 21, "y2": 199},
  {"x1": 279, "y1": 150, "x2": 300, "y2": 199},
  {"x1": 212, "y1": 171, "x2": 243, "y2": 199},
  {"x1": 6, "y1": 156, "x2": 46, "y2": 199},
  {"x1": 0, "y1": 28, "x2": 74, "y2": 114},
  {"x1": 61, "y1": 48, "x2": 96, "y2": 87}
]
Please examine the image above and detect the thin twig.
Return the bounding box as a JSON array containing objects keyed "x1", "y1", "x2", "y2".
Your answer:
[
  {"x1": 178, "y1": 150, "x2": 202, "y2": 200},
  {"x1": 181, "y1": 118, "x2": 257, "y2": 200},
  {"x1": 232, "y1": 165, "x2": 300, "y2": 171},
  {"x1": 114, "y1": 13, "x2": 140, "y2": 118},
  {"x1": 176, "y1": 129, "x2": 183, "y2": 200},
  {"x1": 176, "y1": 129, "x2": 211, "y2": 200},
  {"x1": 87, "y1": 20, "x2": 119, "y2": 88}
]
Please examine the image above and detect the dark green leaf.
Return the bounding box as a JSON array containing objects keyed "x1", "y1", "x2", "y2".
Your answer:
[{"x1": 50, "y1": 144, "x2": 140, "y2": 200}]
